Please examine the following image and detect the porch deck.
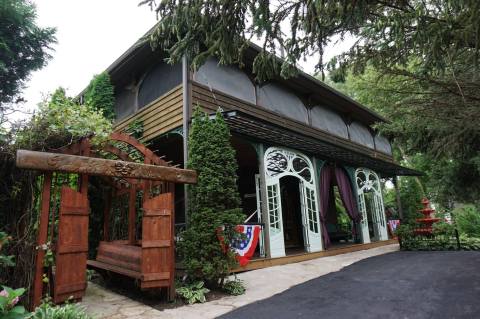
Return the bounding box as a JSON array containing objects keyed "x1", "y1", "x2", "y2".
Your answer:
[{"x1": 232, "y1": 239, "x2": 398, "y2": 272}]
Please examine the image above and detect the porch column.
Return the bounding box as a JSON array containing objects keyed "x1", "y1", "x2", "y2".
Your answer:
[
  {"x1": 312, "y1": 156, "x2": 324, "y2": 251},
  {"x1": 257, "y1": 143, "x2": 272, "y2": 258},
  {"x1": 182, "y1": 54, "x2": 190, "y2": 225}
]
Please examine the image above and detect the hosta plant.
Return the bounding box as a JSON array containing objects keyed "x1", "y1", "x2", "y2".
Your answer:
[{"x1": 176, "y1": 281, "x2": 210, "y2": 304}]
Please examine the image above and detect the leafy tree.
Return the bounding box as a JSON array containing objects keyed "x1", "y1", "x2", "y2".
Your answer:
[
  {"x1": 179, "y1": 107, "x2": 244, "y2": 286},
  {"x1": 84, "y1": 72, "x2": 115, "y2": 121},
  {"x1": 15, "y1": 88, "x2": 112, "y2": 150},
  {"x1": 328, "y1": 66, "x2": 480, "y2": 207},
  {"x1": 0, "y1": 0, "x2": 56, "y2": 108}
]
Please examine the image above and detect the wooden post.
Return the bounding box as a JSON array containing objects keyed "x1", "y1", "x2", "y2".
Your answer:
[
  {"x1": 169, "y1": 185, "x2": 176, "y2": 301},
  {"x1": 128, "y1": 187, "x2": 136, "y2": 245},
  {"x1": 32, "y1": 173, "x2": 52, "y2": 309},
  {"x1": 393, "y1": 177, "x2": 404, "y2": 220}
]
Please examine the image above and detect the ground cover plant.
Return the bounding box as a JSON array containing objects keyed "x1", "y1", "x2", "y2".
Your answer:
[{"x1": 175, "y1": 281, "x2": 210, "y2": 304}]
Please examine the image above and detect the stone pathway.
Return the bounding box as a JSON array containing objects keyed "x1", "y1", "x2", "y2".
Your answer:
[{"x1": 81, "y1": 244, "x2": 398, "y2": 319}]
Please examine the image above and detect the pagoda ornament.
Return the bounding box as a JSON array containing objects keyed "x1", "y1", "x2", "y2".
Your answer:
[{"x1": 414, "y1": 198, "x2": 441, "y2": 235}]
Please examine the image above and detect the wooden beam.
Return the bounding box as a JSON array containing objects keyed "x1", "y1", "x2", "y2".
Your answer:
[{"x1": 16, "y1": 150, "x2": 197, "y2": 184}]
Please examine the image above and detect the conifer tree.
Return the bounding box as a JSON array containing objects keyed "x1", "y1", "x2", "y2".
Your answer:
[{"x1": 179, "y1": 107, "x2": 244, "y2": 286}]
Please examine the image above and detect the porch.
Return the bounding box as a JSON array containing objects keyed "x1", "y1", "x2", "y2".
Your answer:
[{"x1": 233, "y1": 239, "x2": 397, "y2": 272}]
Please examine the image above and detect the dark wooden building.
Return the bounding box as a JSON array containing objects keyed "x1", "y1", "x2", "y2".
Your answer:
[{"x1": 86, "y1": 29, "x2": 419, "y2": 261}]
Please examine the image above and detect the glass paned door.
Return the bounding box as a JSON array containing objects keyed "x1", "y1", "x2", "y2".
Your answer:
[
  {"x1": 356, "y1": 168, "x2": 388, "y2": 243},
  {"x1": 300, "y1": 181, "x2": 322, "y2": 252},
  {"x1": 266, "y1": 181, "x2": 285, "y2": 257}
]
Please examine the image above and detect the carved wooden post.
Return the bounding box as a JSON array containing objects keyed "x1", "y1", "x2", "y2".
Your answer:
[{"x1": 32, "y1": 173, "x2": 52, "y2": 309}]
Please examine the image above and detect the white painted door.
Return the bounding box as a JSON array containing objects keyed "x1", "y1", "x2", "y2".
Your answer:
[
  {"x1": 373, "y1": 191, "x2": 388, "y2": 240},
  {"x1": 263, "y1": 147, "x2": 322, "y2": 257},
  {"x1": 265, "y1": 180, "x2": 285, "y2": 258},
  {"x1": 300, "y1": 181, "x2": 322, "y2": 252},
  {"x1": 356, "y1": 168, "x2": 388, "y2": 243},
  {"x1": 358, "y1": 193, "x2": 371, "y2": 244}
]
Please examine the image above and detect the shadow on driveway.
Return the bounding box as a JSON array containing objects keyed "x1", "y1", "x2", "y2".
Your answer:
[{"x1": 219, "y1": 251, "x2": 480, "y2": 319}]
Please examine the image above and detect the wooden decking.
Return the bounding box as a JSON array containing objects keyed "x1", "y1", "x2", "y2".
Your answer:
[{"x1": 233, "y1": 239, "x2": 398, "y2": 272}]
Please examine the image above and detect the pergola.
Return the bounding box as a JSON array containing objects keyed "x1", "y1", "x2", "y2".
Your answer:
[{"x1": 16, "y1": 133, "x2": 197, "y2": 308}]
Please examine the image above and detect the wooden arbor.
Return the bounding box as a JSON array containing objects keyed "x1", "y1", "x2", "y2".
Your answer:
[{"x1": 16, "y1": 133, "x2": 197, "y2": 308}]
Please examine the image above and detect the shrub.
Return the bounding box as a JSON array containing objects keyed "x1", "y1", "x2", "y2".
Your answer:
[
  {"x1": 453, "y1": 205, "x2": 480, "y2": 238},
  {"x1": 223, "y1": 279, "x2": 246, "y2": 296},
  {"x1": 176, "y1": 281, "x2": 210, "y2": 304},
  {"x1": 397, "y1": 223, "x2": 460, "y2": 251},
  {"x1": 460, "y1": 236, "x2": 480, "y2": 250},
  {"x1": 179, "y1": 108, "x2": 244, "y2": 287},
  {"x1": 0, "y1": 286, "x2": 28, "y2": 319},
  {"x1": 432, "y1": 220, "x2": 455, "y2": 237}
]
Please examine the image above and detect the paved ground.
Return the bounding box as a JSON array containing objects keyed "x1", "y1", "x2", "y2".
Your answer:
[
  {"x1": 220, "y1": 251, "x2": 480, "y2": 319},
  {"x1": 82, "y1": 244, "x2": 398, "y2": 318}
]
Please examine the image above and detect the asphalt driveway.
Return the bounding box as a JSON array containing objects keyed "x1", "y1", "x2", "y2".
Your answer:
[{"x1": 219, "y1": 251, "x2": 480, "y2": 319}]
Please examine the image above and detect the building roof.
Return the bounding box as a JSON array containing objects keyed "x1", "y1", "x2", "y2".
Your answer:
[{"x1": 100, "y1": 25, "x2": 387, "y2": 126}]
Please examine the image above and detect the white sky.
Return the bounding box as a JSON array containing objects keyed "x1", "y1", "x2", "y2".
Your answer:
[
  {"x1": 20, "y1": 0, "x2": 354, "y2": 121},
  {"x1": 21, "y1": 0, "x2": 156, "y2": 117}
]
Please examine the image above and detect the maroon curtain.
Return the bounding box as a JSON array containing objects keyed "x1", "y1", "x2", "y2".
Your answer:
[
  {"x1": 334, "y1": 167, "x2": 361, "y2": 237},
  {"x1": 319, "y1": 165, "x2": 334, "y2": 248}
]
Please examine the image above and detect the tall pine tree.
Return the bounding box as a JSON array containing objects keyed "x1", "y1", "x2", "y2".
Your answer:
[{"x1": 179, "y1": 107, "x2": 244, "y2": 286}]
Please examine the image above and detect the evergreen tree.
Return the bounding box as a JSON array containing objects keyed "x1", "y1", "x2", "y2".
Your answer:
[
  {"x1": 84, "y1": 72, "x2": 115, "y2": 121},
  {"x1": 141, "y1": 1, "x2": 480, "y2": 81},
  {"x1": 0, "y1": 0, "x2": 56, "y2": 113},
  {"x1": 179, "y1": 107, "x2": 244, "y2": 286}
]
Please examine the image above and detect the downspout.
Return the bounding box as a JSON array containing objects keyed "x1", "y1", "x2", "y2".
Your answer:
[{"x1": 182, "y1": 55, "x2": 190, "y2": 225}]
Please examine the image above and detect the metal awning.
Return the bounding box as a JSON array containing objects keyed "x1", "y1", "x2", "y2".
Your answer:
[{"x1": 221, "y1": 111, "x2": 421, "y2": 177}]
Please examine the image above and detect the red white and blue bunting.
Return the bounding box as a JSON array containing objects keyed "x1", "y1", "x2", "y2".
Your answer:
[{"x1": 232, "y1": 225, "x2": 261, "y2": 266}]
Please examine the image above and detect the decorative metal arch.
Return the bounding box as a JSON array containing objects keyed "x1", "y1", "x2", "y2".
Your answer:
[{"x1": 264, "y1": 147, "x2": 314, "y2": 185}]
